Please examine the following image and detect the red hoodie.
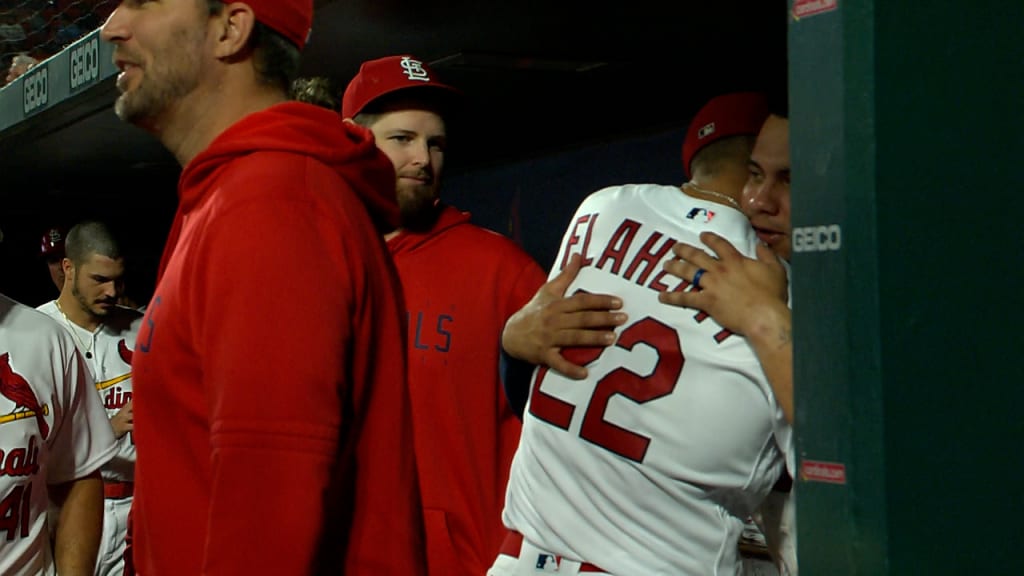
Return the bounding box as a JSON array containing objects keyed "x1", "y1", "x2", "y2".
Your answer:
[
  {"x1": 387, "y1": 205, "x2": 546, "y2": 576},
  {"x1": 129, "y1": 103, "x2": 425, "y2": 575}
]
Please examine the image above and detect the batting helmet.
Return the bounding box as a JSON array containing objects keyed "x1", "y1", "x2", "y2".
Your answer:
[{"x1": 40, "y1": 227, "x2": 66, "y2": 259}]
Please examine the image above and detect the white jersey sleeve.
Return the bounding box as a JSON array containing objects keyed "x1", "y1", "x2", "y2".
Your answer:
[
  {"x1": 45, "y1": 344, "x2": 119, "y2": 485},
  {"x1": 0, "y1": 294, "x2": 117, "y2": 576},
  {"x1": 501, "y1": 184, "x2": 793, "y2": 575}
]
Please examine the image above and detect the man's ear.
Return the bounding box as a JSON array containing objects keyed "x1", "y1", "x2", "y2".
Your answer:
[{"x1": 212, "y1": 2, "x2": 256, "y2": 59}]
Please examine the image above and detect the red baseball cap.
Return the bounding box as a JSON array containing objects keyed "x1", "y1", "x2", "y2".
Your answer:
[
  {"x1": 246, "y1": 0, "x2": 313, "y2": 50},
  {"x1": 682, "y1": 92, "x2": 770, "y2": 178},
  {"x1": 40, "y1": 226, "x2": 66, "y2": 258},
  {"x1": 341, "y1": 55, "x2": 461, "y2": 119}
]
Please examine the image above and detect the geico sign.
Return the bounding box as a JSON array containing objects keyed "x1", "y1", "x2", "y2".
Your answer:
[
  {"x1": 70, "y1": 36, "x2": 100, "y2": 91},
  {"x1": 22, "y1": 66, "x2": 48, "y2": 115},
  {"x1": 793, "y1": 224, "x2": 842, "y2": 253}
]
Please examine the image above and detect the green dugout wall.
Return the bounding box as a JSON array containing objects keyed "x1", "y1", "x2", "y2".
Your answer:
[{"x1": 790, "y1": 0, "x2": 1024, "y2": 573}]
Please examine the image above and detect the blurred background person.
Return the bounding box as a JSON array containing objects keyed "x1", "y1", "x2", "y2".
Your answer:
[
  {"x1": 39, "y1": 226, "x2": 68, "y2": 295},
  {"x1": 4, "y1": 52, "x2": 38, "y2": 85}
]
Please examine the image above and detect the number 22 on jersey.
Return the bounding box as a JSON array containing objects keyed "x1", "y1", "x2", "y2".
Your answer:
[{"x1": 528, "y1": 316, "x2": 682, "y2": 463}]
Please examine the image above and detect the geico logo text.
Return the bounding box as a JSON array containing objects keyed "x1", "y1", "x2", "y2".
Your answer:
[
  {"x1": 70, "y1": 37, "x2": 100, "y2": 91},
  {"x1": 23, "y1": 67, "x2": 48, "y2": 115},
  {"x1": 793, "y1": 224, "x2": 842, "y2": 253}
]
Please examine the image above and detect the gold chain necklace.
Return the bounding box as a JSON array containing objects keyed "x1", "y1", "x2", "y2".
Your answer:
[
  {"x1": 682, "y1": 181, "x2": 741, "y2": 209},
  {"x1": 55, "y1": 300, "x2": 97, "y2": 359}
]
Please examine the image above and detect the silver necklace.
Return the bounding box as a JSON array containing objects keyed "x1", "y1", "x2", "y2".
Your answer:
[
  {"x1": 55, "y1": 300, "x2": 97, "y2": 359},
  {"x1": 682, "y1": 181, "x2": 741, "y2": 209}
]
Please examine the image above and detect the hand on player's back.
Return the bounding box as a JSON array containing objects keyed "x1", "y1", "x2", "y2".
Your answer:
[
  {"x1": 659, "y1": 232, "x2": 788, "y2": 337},
  {"x1": 502, "y1": 253, "x2": 627, "y2": 379}
]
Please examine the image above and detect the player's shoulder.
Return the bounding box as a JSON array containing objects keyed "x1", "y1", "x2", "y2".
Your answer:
[
  {"x1": 103, "y1": 305, "x2": 145, "y2": 335},
  {"x1": 414, "y1": 219, "x2": 541, "y2": 285},
  {"x1": 35, "y1": 299, "x2": 57, "y2": 314},
  {"x1": 110, "y1": 304, "x2": 145, "y2": 322},
  {"x1": 0, "y1": 294, "x2": 75, "y2": 350},
  {"x1": 447, "y1": 219, "x2": 531, "y2": 260},
  {"x1": 218, "y1": 149, "x2": 333, "y2": 202},
  {"x1": 586, "y1": 182, "x2": 680, "y2": 201},
  {"x1": 570, "y1": 183, "x2": 683, "y2": 224},
  {"x1": 2, "y1": 294, "x2": 57, "y2": 330},
  {"x1": 218, "y1": 154, "x2": 299, "y2": 201}
]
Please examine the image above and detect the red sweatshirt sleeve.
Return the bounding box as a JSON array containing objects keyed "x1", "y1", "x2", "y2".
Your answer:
[{"x1": 191, "y1": 185, "x2": 369, "y2": 574}]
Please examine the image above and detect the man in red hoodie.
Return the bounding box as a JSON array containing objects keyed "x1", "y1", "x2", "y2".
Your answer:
[
  {"x1": 100, "y1": 2, "x2": 425, "y2": 574},
  {"x1": 342, "y1": 55, "x2": 547, "y2": 576}
]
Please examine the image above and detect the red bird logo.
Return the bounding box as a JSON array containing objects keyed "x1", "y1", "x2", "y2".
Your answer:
[
  {"x1": 0, "y1": 353, "x2": 50, "y2": 439},
  {"x1": 118, "y1": 339, "x2": 134, "y2": 365}
]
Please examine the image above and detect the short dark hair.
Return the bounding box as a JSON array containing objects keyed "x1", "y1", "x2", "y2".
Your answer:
[
  {"x1": 290, "y1": 76, "x2": 341, "y2": 111},
  {"x1": 250, "y1": 22, "x2": 302, "y2": 90},
  {"x1": 207, "y1": 0, "x2": 302, "y2": 92},
  {"x1": 689, "y1": 134, "x2": 757, "y2": 179},
  {"x1": 65, "y1": 221, "x2": 122, "y2": 265}
]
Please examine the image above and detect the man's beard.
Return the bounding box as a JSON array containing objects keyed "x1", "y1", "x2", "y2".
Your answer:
[
  {"x1": 397, "y1": 185, "x2": 442, "y2": 233},
  {"x1": 72, "y1": 279, "x2": 113, "y2": 320},
  {"x1": 114, "y1": 29, "x2": 203, "y2": 126}
]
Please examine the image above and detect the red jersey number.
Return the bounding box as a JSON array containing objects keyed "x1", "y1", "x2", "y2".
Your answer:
[
  {"x1": 0, "y1": 484, "x2": 32, "y2": 541},
  {"x1": 528, "y1": 316, "x2": 683, "y2": 462}
]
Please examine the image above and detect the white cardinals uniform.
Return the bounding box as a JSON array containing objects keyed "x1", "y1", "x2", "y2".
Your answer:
[
  {"x1": 37, "y1": 301, "x2": 142, "y2": 576},
  {"x1": 0, "y1": 294, "x2": 117, "y2": 576},
  {"x1": 492, "y1": 184, "x2": 793, "y2": 576}
]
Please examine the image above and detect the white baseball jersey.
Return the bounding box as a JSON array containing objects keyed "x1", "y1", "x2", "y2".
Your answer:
[
  {"x1": 37, "y1": 301, "x2": 142, "y2": 483},
  {"x1": 37, "y1": 301, "x2": 142, "y2": 576},
  {"x1": 500, "y1": 184, "x2": 792, "y2": 575},
  {"x1": 0, "y1": 294, "x2": 117, "y2": 576}
]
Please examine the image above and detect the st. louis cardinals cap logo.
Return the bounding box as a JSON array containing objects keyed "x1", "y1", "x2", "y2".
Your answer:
[{"x1": 399, "y1": 56, "x2": 432, "y2": 82}]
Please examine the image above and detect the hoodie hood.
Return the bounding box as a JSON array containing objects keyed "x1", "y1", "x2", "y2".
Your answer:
[
  {"x1": 157, "y1": 102, "x2": 398, "y2": 280},
  {"x1": 387, "y1": 204, "x2": 472, "y2": 255},
  {"x1": 180, "y1": 101, "x2": 398, "y2": 229}
]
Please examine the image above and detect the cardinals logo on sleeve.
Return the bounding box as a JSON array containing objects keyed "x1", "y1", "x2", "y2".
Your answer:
[{"x1": 0, "y1": 353, "x2": 49, "y2": 439}]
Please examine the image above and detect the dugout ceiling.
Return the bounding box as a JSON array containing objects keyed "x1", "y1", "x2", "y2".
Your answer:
[{"x1": 0, "y1": 0, "x2": 787, "y2": 194}]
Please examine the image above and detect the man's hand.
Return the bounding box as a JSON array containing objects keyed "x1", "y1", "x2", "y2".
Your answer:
[
  {"x1": 110, "y1": 400, "x2": 133, "y2": 439},
  {"x1": 502, "y1": 253, "x2": 627, "y2": 378},
  {"x1": 659, "y1": 232, "x2": 788, "y2": 336},
  {"x1": 660, "y1": 232, "x2": 794, "y2": 423}
]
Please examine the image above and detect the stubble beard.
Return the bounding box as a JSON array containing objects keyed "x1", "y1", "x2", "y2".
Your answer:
[
  {"x1": 71, "y1": 277, "x2": 111, "y2": 321},
  {"x1": 114, "y1": 27, "x2": 205, "y2": 128}
]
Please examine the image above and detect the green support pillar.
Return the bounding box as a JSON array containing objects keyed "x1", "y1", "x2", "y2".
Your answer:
[{"x1": 789, "y1": 1, "x2": 1024, "y2": 573}]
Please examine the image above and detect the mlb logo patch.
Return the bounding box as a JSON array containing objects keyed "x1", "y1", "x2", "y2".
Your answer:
[
  {"x1": 535, "y1": 553, "x2": 561, "y2": 572},
  {"x1": 698, "y1": 122, "x2": 716, "y2": 139},
  {"x1": 686, "y1": 207, "x2": 716, "y2": 223}
]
